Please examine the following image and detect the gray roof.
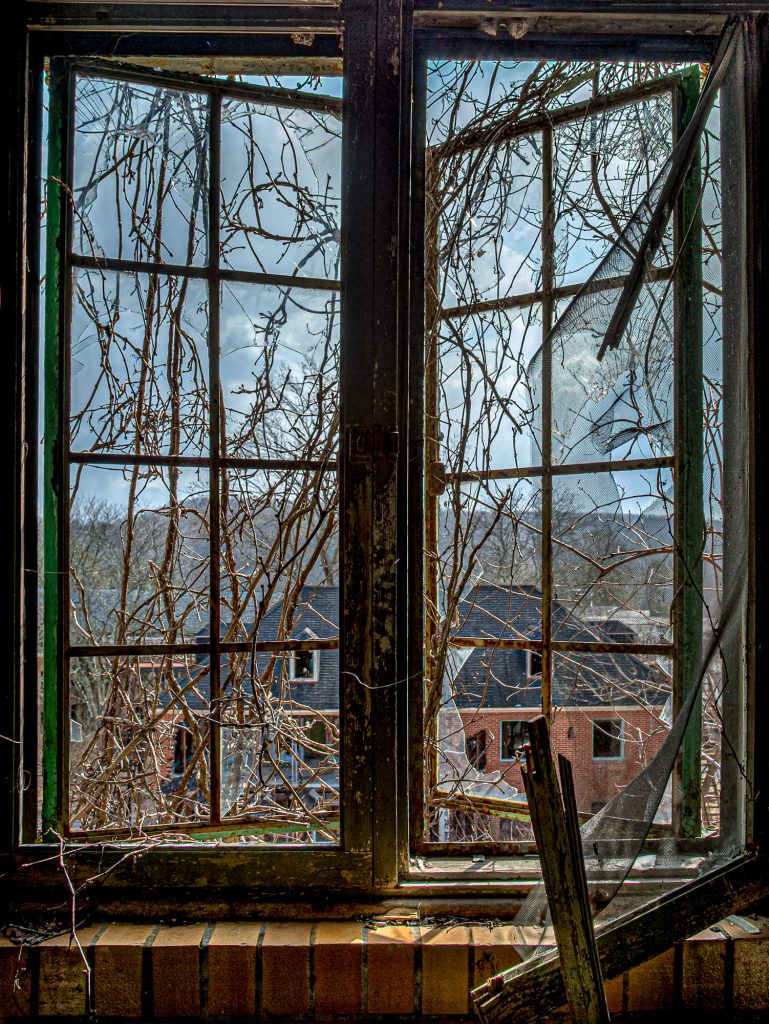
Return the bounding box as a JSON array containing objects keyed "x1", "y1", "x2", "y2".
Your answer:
[
  {"x1": 159, "y1": 585, "x2": 340, "y2": 714},
  {"x1": 85, "y1": 583, "x2": 668, "y2": 715},
  {"x1": 451, "y1": 584, "x2": 669, "y2": 709}
]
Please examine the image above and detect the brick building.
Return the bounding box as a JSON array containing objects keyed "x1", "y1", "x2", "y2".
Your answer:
[{"x1": 449, "y1": 585, "x2": 671, "y2": 814}]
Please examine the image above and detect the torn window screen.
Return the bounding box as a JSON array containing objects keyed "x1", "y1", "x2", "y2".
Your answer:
[
  {"x1": 43, "y1": 63, "x2": 345, "y2": 842},
  {"x1": 422, "y1": 54, "x2": 731, "y2": 850}
]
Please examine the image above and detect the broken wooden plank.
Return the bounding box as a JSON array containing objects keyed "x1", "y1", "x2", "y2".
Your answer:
[
  {"x1": 520, "y1": 717, "x2": 610, "y2": 1024},
  {"x1": 473, "y1": 852, "x2": 769, "y2": 1024}
]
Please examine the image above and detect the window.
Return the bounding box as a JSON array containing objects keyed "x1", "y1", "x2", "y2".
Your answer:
[
  {"x1": 7, "y1": 4, "x2": 761, "y2": 926},
  {"x1": 415, "y1": 44, "x2": 746, "y2": 855},
  {"x1": 592, "y1": 718, "x2": 624, "y2": 760},
  {"x1": 39, "y1": 56, "x2": 346, "y2": 848},
  {"x1": 527, "y1": 651, "x2": 543, "y2": 679},
  {"x1": 501, "y1": 720, "x2": 529, "y2": 762},
  {"x1": 466, "y1": 729, "x2": 488, "y2": 770},
  {"x1": 289, "y1": 650, "x2": 318, "y2": 682}
]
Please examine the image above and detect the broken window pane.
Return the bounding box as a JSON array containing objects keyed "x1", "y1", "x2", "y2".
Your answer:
[
  {"x1": 73, "y1": 76, "x2": 209, "y2": 266},
  {"x1": 422, "y1": 58, "x2": 728, "y2": 849}
]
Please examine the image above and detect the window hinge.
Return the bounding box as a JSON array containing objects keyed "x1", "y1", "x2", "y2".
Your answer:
[
  {"x1": 347, "y1": 426, "x2": 400, "y2": 463},
  {"x1": 429, "y1": 461, "x2": 447, "y2": 496}
]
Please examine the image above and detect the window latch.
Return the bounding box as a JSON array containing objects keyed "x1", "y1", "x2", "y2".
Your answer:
[{"x1": 347, "y1": 426, "x2": 400, "y2": 463}]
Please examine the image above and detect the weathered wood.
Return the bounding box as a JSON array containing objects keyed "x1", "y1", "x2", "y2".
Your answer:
[
  {"x1": 25, "y1": 3, "x2": 341, "y2": 33},
  {"x1": 558, "y1": 755, "x2": 609, "y2": 1020},
  {"x1": 520, "y1": 717, "x2": 609, "y2": 1024},
  {"x1": 672, "y1": 67, "x2": 705, "y2": 839},
  {"x1": 473, "y1": 852, "x2": 769, "y2": 1024}
]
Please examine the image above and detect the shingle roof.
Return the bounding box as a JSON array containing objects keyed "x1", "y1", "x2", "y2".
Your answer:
[
  {"x1": 155, "y1": 585, "x2": 341, "y2": 714},
  {"x1": 450, "y1": 584, "x2": 669, "y2": 709},
  {"x1": 86, "y1": 583, "x2": 668, "y2": 715}
]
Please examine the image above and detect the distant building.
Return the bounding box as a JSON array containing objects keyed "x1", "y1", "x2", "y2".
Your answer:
[
  {"x1": 98, "y1": 583, "x2": 668, "y2": 822},
  {"x1": 448, "y1": 584, "x2": 670, "y2": 814}
]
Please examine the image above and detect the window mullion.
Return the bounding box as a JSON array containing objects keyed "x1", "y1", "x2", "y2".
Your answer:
[
  {"x1": 540, "y1": 123, "x2": 555, "y2": 730},
  {"x1": 673, "y1": 68, "x2": 706, "y2": 838}
]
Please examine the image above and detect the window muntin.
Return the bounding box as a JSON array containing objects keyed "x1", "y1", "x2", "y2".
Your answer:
[
  {"x1": 420, "y1": 58, "x2": 727, "y2": 849},
  {"x1": 592, "y1": 718, "x2": 624, "y2": 760},
  {"x1": 42, "y1": 61, "x2": 344, "y2": 843}
]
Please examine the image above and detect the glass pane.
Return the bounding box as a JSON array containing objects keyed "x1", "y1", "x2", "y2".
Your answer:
[
  {"x1": 69, "y1": 653, "x2": 211, "y2": 832},
  {"x1": 553, "y1": 91, "x2": 674, "y2": 289},
  {"x1": 221, "y1": 639, "x2": 339, "y2": 843},
  {"x1": 220, "y1": 282, "x2": 339, "y2": 460},
  {"x1": 433, "y1": 305, "x2": 544, "y2": 473},
  {"x1": 220, "y1": 96, "x2": 341, "y2": 279},
  {"x1": 69, "y1": 464, "x2": 210, "y2": 647},
  {"x1": 220, "y1": 466, "x2": 338, "y2": 638},
  {"x1": 551, "y1": 652, "x2": 672, "y2": 816},
  {"x1": 552, "y1": 468, "x2": 674, "y2": 643},
  {"x1": 70, "y1": 269, "x2": 209, "y2": 457},
  {"x1": 544, "y1": 276, "x2": 674, "y2": 466},
  {"x1": 73, "y1": 75, "x2": 208, "y2": 265},
  {"x1": 430, "y1": 134, "x2": 544, "y2": 311}
]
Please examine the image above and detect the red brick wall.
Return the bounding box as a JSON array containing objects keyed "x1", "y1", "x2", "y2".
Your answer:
[{"x1": 459, "y1": 706, "x2": 668, "y2": 813}]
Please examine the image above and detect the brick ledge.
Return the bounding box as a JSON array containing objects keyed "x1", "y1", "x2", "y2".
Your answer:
[{"x1": 1, "y1": 915, "x2": 768, "y2": 1019}]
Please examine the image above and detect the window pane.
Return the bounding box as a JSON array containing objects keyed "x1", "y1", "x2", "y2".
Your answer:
[
  {"x1": 220, "y1": 282, "x2": 339, "y2": 460},
  {"x1": 70, "y1": 270, "x2": 209, "y2": 457},
  {"x1": 430, "y1": 134, "x2": 544, "y2": 310},
  {"x1": 220, "y1": 95, "x2": 341, "y2": 279},
  {"x1": 432, "y1": 306, "x2": 544, "y2": 473},
  {"x1": 73, "y1": 76, "x2": 209, "y2": 265},
  {"x1": 553, "y1": 652, "x2": 670, "y2": 814},
  {"x1": 553, "y1": 91, "x2": 673, "y2": 289},
  {"x1": 500, "y1": 720, "x2": 528, "y2": 761},
  {"x1": 592, "y1": 719, "x2": 624, "y2": 759},
  {"x1": 552, "y1": 468, "x2": 674, "y2": 642},
  {"x1": 69, "y1": 464, "x2": 210, "y2": 647},
  {"x1": 220, "y1": 649, "x2": 339, "y2": 843},
  {"x1": 69, "y1": 654, "x2": 211, "y2": 832}
]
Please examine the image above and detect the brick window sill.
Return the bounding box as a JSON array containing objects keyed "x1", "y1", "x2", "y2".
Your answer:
[{"x1": 2, "y1": 915, "x2": 768, "y2": 1019}]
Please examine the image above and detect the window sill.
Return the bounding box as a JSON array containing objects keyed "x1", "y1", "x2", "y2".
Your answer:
[{"x1": 3, "y1": 914, "x2": 767, "y2": 1019}]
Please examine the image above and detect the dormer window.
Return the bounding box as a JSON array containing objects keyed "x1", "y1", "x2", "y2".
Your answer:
[
  {"x1": 288, "y1": 629, "x2": 319, "y2": 681},
  {"x1": 527, "y1": 650, "x2": 543, "y2": 679},
  {"x1": 289, "y1": 649, "x2": 318, "y2": 682}
]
